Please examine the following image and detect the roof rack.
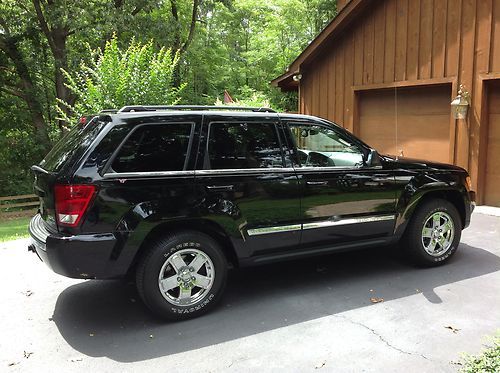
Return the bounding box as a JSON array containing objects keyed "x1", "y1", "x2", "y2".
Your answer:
[
  {"x1": 99, "y1": 109, "x2": 118, "y2": 114},
  {"x1": 116, "y1": 105, "x2": 276, "y2": 113}
]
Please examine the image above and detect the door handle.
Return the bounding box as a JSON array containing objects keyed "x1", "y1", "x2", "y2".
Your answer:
[
  {"x1": 306, "y1": 181, "x2": 329, "y2": 186},
  {"x1": 206, "y1": 185, "x2": 234, "y2": 192}
]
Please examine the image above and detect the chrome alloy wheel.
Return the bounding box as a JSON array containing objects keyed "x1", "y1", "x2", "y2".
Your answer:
[
  {"x1": 158, "y1": 248, "x2": 215, "y2": 306},
  {"x1": 421, "y1": 211, "x2": 455, "y2": 256}
]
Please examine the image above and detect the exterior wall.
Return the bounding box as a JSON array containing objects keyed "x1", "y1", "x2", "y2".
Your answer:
[{"x1": 298, "y1": 0, "x2": 500, "y2": 203}]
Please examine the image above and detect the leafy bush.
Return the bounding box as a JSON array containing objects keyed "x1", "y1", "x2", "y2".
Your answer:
[
  {"x1": 460, "y1": 334, "x2": 500, "y2": 373},
  {"x1": 58, "y1": 37, "x2": 185, "y2": 121},
  {"x1": 214, "y1": 87, "x2": 272, "y2": 109}
]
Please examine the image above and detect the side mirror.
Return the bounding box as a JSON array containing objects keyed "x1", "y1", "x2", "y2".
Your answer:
[{"x1": 365, "y1": 149, "x2": 381, "y2": 167}]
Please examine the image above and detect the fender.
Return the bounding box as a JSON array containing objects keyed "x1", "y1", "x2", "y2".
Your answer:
[{"x1": 392, "y1": 172, "x2": 468, "y2": 240}]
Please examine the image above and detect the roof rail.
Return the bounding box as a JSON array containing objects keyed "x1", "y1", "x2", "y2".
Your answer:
[
  {"x1": 99, "y1": 109, "x2": 118, "y2": 114},
  {"x1": 117, "y1": 105, "x2": 276, "y2": 113}
]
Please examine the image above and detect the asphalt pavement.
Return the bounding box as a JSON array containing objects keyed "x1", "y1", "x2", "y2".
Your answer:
[{"x1": 0, "y1": 211, "x2": 499, "y2": 372}]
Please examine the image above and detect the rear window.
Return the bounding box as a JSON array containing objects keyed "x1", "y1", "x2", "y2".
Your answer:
[
  {"x1": 111, "y1": 123, "x2": 193, "y2": 173},
  {"x1": 40, "y1": 118, "x2": 106, "y2": 172}
]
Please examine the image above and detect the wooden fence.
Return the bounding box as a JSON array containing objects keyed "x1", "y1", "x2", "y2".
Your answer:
[{"x1": 0, "y1": 194, "x2": 38, "y2": 219}]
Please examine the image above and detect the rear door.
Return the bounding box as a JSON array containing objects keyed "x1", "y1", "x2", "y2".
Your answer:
[
  {"x1": 284, "y1": 119, "x2": 396, "y2": 249},
  {"x1": 194, "y1": 114, "x2": 301, "y2": 261}
]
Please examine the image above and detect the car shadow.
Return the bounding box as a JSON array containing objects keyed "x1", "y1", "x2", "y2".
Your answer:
[{"x1": 52, "y1": 243, "x2": 500, "y2": 362}]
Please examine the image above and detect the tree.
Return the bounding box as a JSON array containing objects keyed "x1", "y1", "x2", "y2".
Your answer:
[{"x1": 58, "y1": 37, "x2": 185, "y2": 121}]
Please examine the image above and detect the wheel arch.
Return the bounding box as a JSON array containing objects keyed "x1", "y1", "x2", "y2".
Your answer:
[
  {"x1": 394, "y1": 187, "x2": 467, "y2": 239},
  {"x1": 127, "y1": 218, "x2": 239, "y2": 277}
]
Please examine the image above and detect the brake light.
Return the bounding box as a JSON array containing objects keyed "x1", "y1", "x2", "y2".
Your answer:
[{"x1": 54, "y1": 184, "x2": 96, "y2": 227}]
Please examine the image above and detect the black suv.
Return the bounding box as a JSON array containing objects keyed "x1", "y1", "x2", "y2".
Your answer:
[{"x1": 29, "y1": 105, "x2": 475, "y2": 320}]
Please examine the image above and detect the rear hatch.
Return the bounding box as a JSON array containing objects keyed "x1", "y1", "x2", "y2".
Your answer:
[{"x1": 31, "y1": 117, "x2": 106, "y2": 231}]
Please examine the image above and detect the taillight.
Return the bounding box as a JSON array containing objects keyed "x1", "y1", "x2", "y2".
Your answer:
[{"x1": 54, "y1": 184, "x2": 96, "y2": 227}]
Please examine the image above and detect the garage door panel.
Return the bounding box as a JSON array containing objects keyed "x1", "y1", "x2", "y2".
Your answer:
[
  {"x1": 488, "y1": 114, "x2": 500, "y2": 138},
  {"x1": 358, "y1": 85, "x2": 451, "y2": 163},
  {"x1": 485, "y1": 85, "x2": 500, "y2": 206}
]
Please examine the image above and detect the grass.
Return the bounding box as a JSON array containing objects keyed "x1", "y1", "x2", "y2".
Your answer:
[
  {"x1": 459, "y1": 334, "x2": 500, "y2": 372},
  {"x1": 0, "y1": 217, "x2": 31, "y2": 242}
]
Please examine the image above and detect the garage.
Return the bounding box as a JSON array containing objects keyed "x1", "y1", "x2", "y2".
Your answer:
[
  {"x1": 357, "y1": 85, "x2": 451, "y2": 163},
  {"x1": 485, "y1": 83, "x2": 500, "y2": 206}
]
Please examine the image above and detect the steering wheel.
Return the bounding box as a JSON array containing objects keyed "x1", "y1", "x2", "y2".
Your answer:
[{"x1": 306, "y1": 152, "x2": 335, "y2": 167}]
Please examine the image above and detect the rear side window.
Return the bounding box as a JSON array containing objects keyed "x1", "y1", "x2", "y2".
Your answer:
[
  {"x1": 111, "y1": 123, "x2": 193, "y2": 172},
  {"x1": 207, "y1": 122, "x2": 283, "y2": 169},
  {"x1": 40, "y1": 118, "x2": 106, "y2": 172}
]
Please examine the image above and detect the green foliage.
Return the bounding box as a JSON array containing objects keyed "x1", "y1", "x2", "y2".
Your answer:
[
  {"x1": 215, "y1": 87, "x2": 271, "y2": 108},
  {"x1": 58, "y1": 37, "x2": 185, "y2": 120},
  {"x1": 460, "y1": 334, "x2": 500, "y2": 373},
  {"x1": 1, "y1": 0, "x2": 338, "y2": 196},
  {"x1": 0, "y1": 95, "x2": 44, "y2": 196},
  {"x1": 182, "y1": 0, "x2": 336, "y2": 111}
]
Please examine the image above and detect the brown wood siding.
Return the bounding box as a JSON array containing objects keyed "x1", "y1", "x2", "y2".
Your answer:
[{"x1": 297, "y1": 0, "x2": 500, "y2": 203}]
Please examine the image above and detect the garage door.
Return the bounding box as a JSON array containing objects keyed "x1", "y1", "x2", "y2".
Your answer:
[
  {"x1": 358, "y1": 85, "x2": 451, "y2": 163},
  {"x1": 485, "y1": 83, "x2": 500, "y2": 206}
]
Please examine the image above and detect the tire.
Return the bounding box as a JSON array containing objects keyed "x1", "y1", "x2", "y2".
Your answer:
[
  {"x1": 136, "y1": 231, "x2": 227, "y2": 320},
  {"x1": 402, "y1": 198, "x2": 462, "y2": 267}
]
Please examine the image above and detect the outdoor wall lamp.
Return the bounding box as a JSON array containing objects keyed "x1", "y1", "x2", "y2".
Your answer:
[
  {"x1": 451, "y1": 84, "x2": 470, "y2": 120},
  {"x1": 292, "y1": 74, "x2": 302, "y2": 82}
]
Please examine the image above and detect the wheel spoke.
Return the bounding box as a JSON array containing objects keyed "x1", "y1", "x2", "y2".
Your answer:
[
  {"x1": 432, "y1": 214, "x2": 441, "y2": 228},
  {"x1": 422, "y1": 227, "x2": 433, "y2": 238},
  {"x1": 179, "y1": 286, "x2": 191, "y2": 300},
  {"x1": 189, "y1": 253, "x2": 207, "y2": 273},
  {"x1": 438, "y1": 236, "x2": 447, "y2": 247},
  {"x1": 160, "y1": 275, "x2": 179, "y2": 292},
  {"x1": 169, "y1": 254, "x2": 187, "y2": 273},
  {"x1": 427, "y1": 239, "x2": 437, "y2": 252},
  {"x1": 193, "y1": 274, "x2": 211, "y2": 289},
  {"x1": 442, "y1": 222, "x2": 453, "y2": 234}
]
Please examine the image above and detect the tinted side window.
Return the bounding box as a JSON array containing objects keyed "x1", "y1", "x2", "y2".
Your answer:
[
  {"x1": 112, "y1": 123, "x2": 192, "y2": 172},
  {"x1": 207, "y1": 122, "x2": 283, "y2": 169}
]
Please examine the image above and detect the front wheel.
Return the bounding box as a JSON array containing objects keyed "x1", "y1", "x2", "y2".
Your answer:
[
  {"x1": 403, "y1": 199, "x2": 462, "y2": 266},
  {"x1": 136, "y1": 231, "x2": 227, "y2": 320}
]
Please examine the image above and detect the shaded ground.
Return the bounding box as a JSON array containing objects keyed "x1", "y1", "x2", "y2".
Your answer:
[{"x1": 0, "y1": 212, "x2": 498, "y2": 372}]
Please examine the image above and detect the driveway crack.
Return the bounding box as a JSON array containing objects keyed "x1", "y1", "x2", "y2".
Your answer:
[{"x1": 333, "y1": 314, "x2": 431, "y2": 361}]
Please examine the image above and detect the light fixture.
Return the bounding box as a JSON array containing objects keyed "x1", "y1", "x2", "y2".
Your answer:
[
  {"x1": 451, "y1": 84, "x2": 470, "y2": 120},
  {"x1": 292, "y1": 74, "x2": 302, "y2": 82}
]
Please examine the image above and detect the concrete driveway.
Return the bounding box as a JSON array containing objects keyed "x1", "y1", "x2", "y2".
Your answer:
[{"x1": 0, "y1": 211, "x2": 499, "y2": 372}]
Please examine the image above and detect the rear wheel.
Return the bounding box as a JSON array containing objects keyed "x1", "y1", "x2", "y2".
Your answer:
[
  {"x1": 136, "y1": 231, "x2": 227, "y2": 320},
  {"x1": 403, "y1": 199, "x2": 462, "y2": 266}
]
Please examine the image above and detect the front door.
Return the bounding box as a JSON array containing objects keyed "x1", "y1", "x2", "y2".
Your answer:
[
  {"x1": 285, "y1": 119, "x2": 396, "y2": 250},
  {"x1": 194, "y1": 114, "x2": 302, "y2": 261}
]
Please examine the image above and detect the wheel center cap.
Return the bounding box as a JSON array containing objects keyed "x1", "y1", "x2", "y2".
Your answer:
[{"x1": 180, "y1": 268, "x2": 191, "y2": 280}]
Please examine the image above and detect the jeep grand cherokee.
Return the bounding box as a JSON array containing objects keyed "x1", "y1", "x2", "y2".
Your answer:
[{"x1": 28, "y1": 105, "x2": 475, "y2": 320}]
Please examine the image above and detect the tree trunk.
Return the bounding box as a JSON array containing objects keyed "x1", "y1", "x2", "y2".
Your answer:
[
  {"x1": 52, "y1": 28, "x2": 71, "y2": 132},
  {"x1": 0, "y1": 35, "x2": 51, "y2": 153},
  {"x1": 32, "y1": 0, "x2": 72, "y2": 132},
  {"x1": 170, "y1": 0, "x2": 200, "y2": 88}
]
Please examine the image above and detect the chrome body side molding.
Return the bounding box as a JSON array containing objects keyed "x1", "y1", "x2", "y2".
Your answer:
[{"x1": 247, "y1": 214, "x2": 395, "y2": 236}]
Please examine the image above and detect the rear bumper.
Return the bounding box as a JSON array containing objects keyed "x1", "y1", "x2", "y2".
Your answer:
[{"x1": 28, "y1": 214, "x2": 121, "y2": 279}]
